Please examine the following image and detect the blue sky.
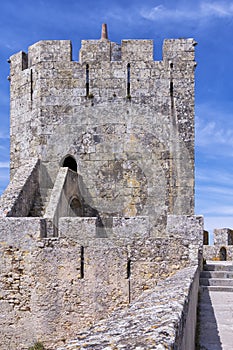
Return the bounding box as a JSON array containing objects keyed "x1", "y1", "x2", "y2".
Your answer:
[{"x1": 1, "y1": 0, "x2": 233, "y2": 237}]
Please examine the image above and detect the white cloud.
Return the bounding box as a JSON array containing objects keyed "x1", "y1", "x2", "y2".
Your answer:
[
  {"x1": 0, "y1": 131, "x2": 9, "y2": 140},
  {"x1": 201, "y1": 2, "x2": 233, "y2": 18},
  {"x1": 200, "y1": 186, "x2": 233, "y2": 197},
  {"x1": 140, "y1": 1, "x2": 233, "y2": 22},
  {"x1": 140, "y1": 5, "x2": 191, "y2": 21},
  {"x1": 196, "y1": 114, "x2": 233, "y2": 151},
  {"x1": 201, "y1": 204, "x2": 233, "y2": 215},
  {"x1": 0, "y1": 162, "x2": 9, "y2": 168},
  {"x1": 195, "y1": 168, "x2": 233, "y2": 223},
  {"x1": 196, "y1": 169, "x2": 233, "y2": 185}
]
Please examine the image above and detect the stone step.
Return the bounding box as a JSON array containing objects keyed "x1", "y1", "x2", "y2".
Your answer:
[
  {"x1": 200, "y1": 285, "x2": 233, "y2": 292},
  {"x1": 200, "y1": 270, "x2": 233, "y2": 279},
  {"x1": 43, "y1": 189, "x2": 53, "y2": 206},
  {"x1": 200, "y1": 278, "x2": 233, "y2": 287},
  {"x1": 204, "y1": 263, "x2": 233, "y2": 272},
  {"x1": 29, "y1": 188, "x2": 53, "y2": 217},
  {"x1": 200, "y1": 263, "x2": 233, "y2": 292}
]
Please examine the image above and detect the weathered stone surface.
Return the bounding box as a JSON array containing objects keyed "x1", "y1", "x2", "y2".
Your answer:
[
  {"x1": 214, "y1": 228, "x2": 233, "y2": 246},
  {"x1": 0, "y1": 27, "x2": 200, "y2": 349},
  {"x1": 56, "y1": 266, "x2": 199, "y2": 350},
  {"x1": 0, "y1": 214, "x2": 202, "y2": 349},
  {"x1": 204, "y1": 228, "x2": 233, "y2": 261},
  {"x1": 7, "y1": 31, "x2": 196, "y2": 236},
  {"x1": 0, "y1": 158, "x2": 39, "y2": 217}
]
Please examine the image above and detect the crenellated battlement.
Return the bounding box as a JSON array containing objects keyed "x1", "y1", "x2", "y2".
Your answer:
[
  {"x1": 9, "y1": 35, "x2": 196, "y2": 75},
  {"x1": 163, "y1": 38, "x2": 197, "y2": 61},
  {"x1": 10, "y1": 41, "x2": 72, "y2": 75}
]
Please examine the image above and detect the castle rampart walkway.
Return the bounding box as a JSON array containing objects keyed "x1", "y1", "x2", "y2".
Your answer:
[{"x1": 198, "y1": 261, "x2": 233, "y2": 350}]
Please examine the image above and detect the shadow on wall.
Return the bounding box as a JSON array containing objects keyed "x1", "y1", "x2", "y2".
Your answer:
[
  {"x1": 60, "y1": 159, "x2": 109, "y2": 238},
  {"x1": 75, "y1": 174, "x2": 109, "y2": 238},
  {"x1": 197, "y1": 288, "x2": 222, "y2": 350}
]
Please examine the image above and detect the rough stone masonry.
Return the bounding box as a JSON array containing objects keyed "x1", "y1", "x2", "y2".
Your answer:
[{"x1": 0, "y1": 25, "x2": 202, "y2": 349}]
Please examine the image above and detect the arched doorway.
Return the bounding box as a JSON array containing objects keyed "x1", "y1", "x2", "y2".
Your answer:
[
  {"x1": 219, "y1": 247, "x2": 227, "y2": 261},
  {"x1": 62, "y1": 156, "x2": 77, "y2": 172},
  {"x1": 68, "y1": 197, "x2": 83, "y2": 217}
]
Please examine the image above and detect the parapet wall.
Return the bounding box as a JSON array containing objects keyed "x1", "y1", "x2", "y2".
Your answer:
[
  {"x1": 0, "y1": 214, "x2": 203, "y2": 349},
  {"x1": 203, "y1": 228, "x2": 233, "y2": 261},
  {"x1": 57, "y1": 266, "x2": 199, "y2": 350},
  {"x1": 204, "y1": 245, "x2": 233, "y2": 261},
  {"x1": 0, "y1": 158, "x2": 39, "y2": 217},
  {"x1": 10, "y1": 38, "x2": 196, "y2": 71}
]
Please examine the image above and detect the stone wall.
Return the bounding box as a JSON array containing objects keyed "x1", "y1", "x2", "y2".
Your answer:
[
  {"x1": 213, "y1": 228, "x2": 233, "y2": 246},
  {"x1": 0, "y1": 215, "x2": 203, "y2": 349},
  {"x1": 0, "y1": 158, "x2": 39, "y2": 217},
  {"x1": 57, "y1": 266, "x2": 199, "y2": 350},
  {"x1": 203, "y1": 245, "x2": 233, "y2": 261},
  {"x1": 203, "y1": 228, "x2": 233, "y2": 261},
  {"x1": 8, "y1": 33, "x2": 196, "y2": 236},
  {"x1": 1, "y1": 29, "x2": 199, "y2": 349}
]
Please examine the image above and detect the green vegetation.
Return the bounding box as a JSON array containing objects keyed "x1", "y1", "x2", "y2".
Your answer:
[{"x1": 28, "y1": 342, "x2": 45, "y2": 350}]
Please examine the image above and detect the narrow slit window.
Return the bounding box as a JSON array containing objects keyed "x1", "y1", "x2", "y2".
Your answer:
[
  {"x1": 127, "y1": 258, "x2": 131, "y2": 304},
  {"x1": 127, "y1": 63, "x2": 130, "y2": 96},
  {"x1": 170, "y1": 81, "x2": 173, "y2": 96},
  {"x1": 80, "y1": 246, "x2": 84, "y2": 278},
  {"x1": 127, "y1": 258, "x2": 131, "y2": 279},
  {"x1": 30, "y1": 69, "x2": 33, "y2": 102},
  {"x1": 86, "y1": 64, "x2": 89, "y2": 96}
]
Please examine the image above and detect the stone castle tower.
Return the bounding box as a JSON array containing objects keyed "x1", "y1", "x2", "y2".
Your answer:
[{"x1": 0, "y1": 25, "x2": 202, "y2": 349}]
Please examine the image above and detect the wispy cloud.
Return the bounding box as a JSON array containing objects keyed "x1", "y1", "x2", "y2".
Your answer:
[
  {"x1": 201, "y1": 2, "x2": 233, "y2": 18},
  {"x1": 196, "y1": 169, "x2": 233, "y2": 185},
  {"x1": 140, "y1": 1, "x2": 233, "y2": 22},
  {"x1": 0, "y1": 162, "x2": 9, "y2": 168},
  {"x1": 203, "y1": 205, "x2": 233, "y2": 215},
  {"x1": 198, "y1": 185, "x2": 233, "y2": 197},
  {"x1": 195, "y1": 166, "x2": 233, "y2": 221},
  {"x1": 196, "y1": 193, "x2": 233, "y2": 216},
  {"x1": 0, "y1": 131, "x2": 9, "y2": 140},
  {"x1": 196, "y1": 118, "x2": 233, "y2": 147},
  {"x1": 195, "y1": 103, "x2": 233, "y2": 160}
]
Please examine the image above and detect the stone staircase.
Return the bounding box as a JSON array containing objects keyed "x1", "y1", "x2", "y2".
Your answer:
[
  {"x1": 198, "y1": 262, "x2": 233, "y2": 350},
  {"x1": 200, "y1": 262, "x2": 233, "y2": 292},
  {"x1": 29, "y1": 188, "x2": 53, "y2": 217}
]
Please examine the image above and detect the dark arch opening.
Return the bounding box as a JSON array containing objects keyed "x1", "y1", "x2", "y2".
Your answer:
[
  {"x1": 62, "y1": 156, "x2": 77, "y2": 172},
  {"x1": 219, "y1": 247, "x2": 227, "y2": 261},
  {"x1": 69, "y1": 197, "x2": 83, "y2": 217}
]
